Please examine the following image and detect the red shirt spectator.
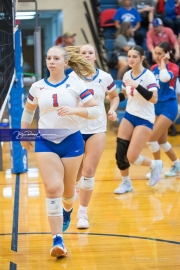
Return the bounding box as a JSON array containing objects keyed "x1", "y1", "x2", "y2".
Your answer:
[{"x1": 146, "y1": 18, "x2": 179, "y2": 62}]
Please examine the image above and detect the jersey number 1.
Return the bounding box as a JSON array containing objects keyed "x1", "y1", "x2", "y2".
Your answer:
[{"x1": 52, "y1": 94, "x2": 58, "y2": 107}]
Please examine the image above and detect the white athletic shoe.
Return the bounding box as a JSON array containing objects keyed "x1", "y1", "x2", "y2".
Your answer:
[
  {"x1": 146, "y1": 166, "x2": 164, "y2": 179},
  {"x1": 165, "y1": 162, "x2": 180, "y2": 177},
  {"x1": 77, "y1": 211, "x2": 89, "y2": 229},
  {"x1": 114, "y1": 181, "x2": 133, "y2": 194},
  {"x1": 149, "y1": 160, "x2": 163, "y2": 186}
]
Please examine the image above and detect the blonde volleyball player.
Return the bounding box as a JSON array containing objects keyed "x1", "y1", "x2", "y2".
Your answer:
[
  {"x1": 114, "y1": 45, "x2": 163, "y2": 194},
  {"x1": 67, "y1": 44, "x2": 119, "y2": 229},
  {"x1": 21, "y1": 46, "x2": 101, "y2": 258}
]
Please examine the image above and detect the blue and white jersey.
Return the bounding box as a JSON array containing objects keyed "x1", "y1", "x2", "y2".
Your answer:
[
  {"x1": 151, "y1": 62, "x2": 179, "y2": 102},
  {"x1": 122, "y1": 68, "x2": 157, "y2": 123},
  {"x1": 27, "y1": 75, "x2": 94, "y2": 142},
  {"x1": 70, "y1": 68, "x2": 116, "y2": 133},
  {"x1": 114, "y1": 7, "x2": 141, "y2": 28}
]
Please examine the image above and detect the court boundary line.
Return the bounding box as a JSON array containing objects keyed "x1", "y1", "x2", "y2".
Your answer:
[{"x1": 1, "y1": 231, "x2": 180, "y2": 246}]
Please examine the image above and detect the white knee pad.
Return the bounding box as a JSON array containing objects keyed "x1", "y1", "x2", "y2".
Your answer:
[
  {"x1": 46, "y1": 198, "x2": 63, "y2": 216},
  {"x1": 80, "y1": 176, "x2": 94, "y2": 190},
  {"x1": 147, "y1": 141, "x2": 160, "y2": 153},
  {"x1": 62, "y1": 193, "x2": 76, "y2": 204},
  {"x1": 160, "y1": 142, "x2": 171, "y2": 152},
  {"x1": 131, "y1": 155, "x2": 144, "y2": 166}
]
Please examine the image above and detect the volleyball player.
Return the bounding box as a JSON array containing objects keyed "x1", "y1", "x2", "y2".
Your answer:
[
  {"x1": 21, "y1": 46, "x2": 100, "y2": 258},
  {"x1": 67, "y1": 43, "x2": 119, "y2": 228},
  {"x1": 114, "y1": 45, "x2": 163, "y2": 194},
  {"x1": 146, "y1": 42, "x2": 180, "y2": 178}
]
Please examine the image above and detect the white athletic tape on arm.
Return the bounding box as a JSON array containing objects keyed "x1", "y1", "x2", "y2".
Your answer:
[
  {"x1": 159, "y1": 69, "x2": 171, "y2": 82},
  {"x1": 21, "y1": 107, "x2": 35, "y2": 124},
  {"x1": 86, "y1": 106, "x2": 101, "y2": 119}
]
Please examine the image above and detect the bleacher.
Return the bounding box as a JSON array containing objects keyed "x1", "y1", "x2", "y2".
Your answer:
[{"x1": 97, "y1": 0, "x2": 180, "y2": 128}]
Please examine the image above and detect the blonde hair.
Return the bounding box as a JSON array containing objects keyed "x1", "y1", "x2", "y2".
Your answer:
[{"x1": 49, "y1": 45, "x2": 95, "y2": 79}]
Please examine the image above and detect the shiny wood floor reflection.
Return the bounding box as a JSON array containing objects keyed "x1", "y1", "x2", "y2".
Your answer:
[{"x1": 1, "y1": 124, "x2": 180, "y2": 270}]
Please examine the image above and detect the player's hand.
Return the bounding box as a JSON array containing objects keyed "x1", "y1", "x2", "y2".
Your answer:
[
  {"x1": 161, "y1": 52, "x2": 170, "y2": 62},
  {"x1": 21, "y1": 141, "x2": 33, "y2": 151},
  {"x1": 108, "y1": 110, "x2": 117, "y2": 121},
  {"x1": 57, "y1": 106, "x2": 76, "y2": 116},
  {"x1": 125, "y1": 79, "x2": 138, "y2": 89}
]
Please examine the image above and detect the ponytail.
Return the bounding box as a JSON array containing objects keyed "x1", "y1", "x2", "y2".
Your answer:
[
  {"x1": 142, "y1": 58, "x2": 149, "y2": 69},
  {"x1": 49, "y1": 46, "x2": 95, "y2": 79},
  {"x1": 65, "y1": 46, "x2": 96, "y2": 79}
]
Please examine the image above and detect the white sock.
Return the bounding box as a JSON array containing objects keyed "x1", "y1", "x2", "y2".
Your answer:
[
  {"x1": 122, "y1": 176, "x2": 131, "y2": 184},
  {"x1": 150, "y1": 160, "x2": 155, "y2": 169},
  {"x1": 53, "y1": 234, "x2": 63, "y2": 239},
  {"x1": 78, "y1": 205, "x2": 87, "y2": 213},
  {"x1": 173, "y1": 159, "x2": 179, "y2": 165},
  {"x1": 63, "y1": 207, "x2": 72, "y2": 212}
]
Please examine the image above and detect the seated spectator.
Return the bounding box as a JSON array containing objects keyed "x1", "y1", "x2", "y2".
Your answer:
[
  {"x1": 146, "y1": 18, "x2": 180, "y2": 64},
  {"x1": 132, "y1": 0, "x2": 155, "y2": 30},
  {"x1": 114, "y1": 0, "x2": 144, "y2": 47},
  {"x1": 163, "y1": 0, "x2": 180, "y2": 36},
  {"x1": 113, "y1": 22, "x2": 136, "y2": 79}
]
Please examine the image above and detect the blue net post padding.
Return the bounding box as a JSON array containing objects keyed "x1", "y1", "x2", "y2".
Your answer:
[{"x1": 8, "y1": 30, "x2": 28, "y2": 174}]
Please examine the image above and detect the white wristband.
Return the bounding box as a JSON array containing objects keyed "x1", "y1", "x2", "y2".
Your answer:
[{"x1": 86, "y1": 106, "x2": 101, "y2": 119}]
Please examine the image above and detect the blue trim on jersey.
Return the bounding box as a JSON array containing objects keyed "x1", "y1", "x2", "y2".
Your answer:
[
  {"x1": 123, "y1": 111, "x2": 153, "y2": 129},
  {"x1": 83, "y1": 68, "x2": 99, "y2": 82},
  {"x1": 44, "y1": 76, "x2": 69, "y2": 88},
  {"x1": 130, "y1": 68, "x2": 147, "y2": 80},
  {"x1": 35, "y1": 131, "x2": 84, "y2": 158}
]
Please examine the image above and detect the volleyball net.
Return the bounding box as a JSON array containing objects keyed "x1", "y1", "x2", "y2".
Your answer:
[{"x1": 0, "y1": 0, "x2": 15, "y2": 121}]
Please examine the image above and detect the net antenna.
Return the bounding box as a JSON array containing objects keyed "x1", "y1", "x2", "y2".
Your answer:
[{"x1": 18, "y1": 0, "x2": 42, "y2": 81}]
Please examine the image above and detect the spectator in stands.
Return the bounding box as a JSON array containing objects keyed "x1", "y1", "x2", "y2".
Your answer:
[
  {"x1": 132, "y1": 0, "x2": 155, "y2": 30},
  {"x1": 62, "y1": 32, "x2": 76, "y2": 46},
  {"x1": 114, "y1": 0, "x2": 144, "y2": 47},
  {"x1": 55, "y1": 32, "x2": 76, "y2": 47},
  {"x1": 113, "y1": 22, "x2": 136, "y2": 79},
  {"x1": 53, "y1": 32, "x2": 77, "y2": 76},
  {"x1": 163, "y1": 0, "x2": 180, "y2": 36},
  {"x1": 146, "y1": 18, "x2": 180, "y2": 64}
]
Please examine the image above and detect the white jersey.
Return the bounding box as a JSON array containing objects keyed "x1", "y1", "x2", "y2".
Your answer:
[
  {"x1": 70, "y1": 69, "x2": 116, "y2": 133},
  {"x1": 27, "y1": 76, "x2": 93, "y2": 142},
  {"x1": 122, "y1": 68, "x2": 157, "y2": 123}
]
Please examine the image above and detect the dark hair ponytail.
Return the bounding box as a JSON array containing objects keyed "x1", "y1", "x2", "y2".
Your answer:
[
  {"x1": 156, "y1": 42, "x2": 176, "y2": 63},
  {"x1": 130, "y1": 45, "x2": 149, "y2": 69}
]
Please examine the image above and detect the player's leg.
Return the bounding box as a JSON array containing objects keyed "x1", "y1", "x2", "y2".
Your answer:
[
  {"x1": 77, "y1": 133, "x2": 106, "y2": 229},
  {"x1": 114, "y1": 117, "x2": 134, "y2": 194},
  {"x1": 35, "y1": 151, "x2": 67, "y2": 257}
]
